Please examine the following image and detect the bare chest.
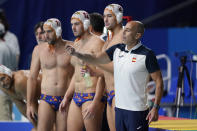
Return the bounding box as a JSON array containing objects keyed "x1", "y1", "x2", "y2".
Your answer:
[
  {"x1": 40, "y1": 48, "x2": 71, "y2": 69},
  {"x1": 71, "y1": 42, "x2": 96, "y2": 66}
]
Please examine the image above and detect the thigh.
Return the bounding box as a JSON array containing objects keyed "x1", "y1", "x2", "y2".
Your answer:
[
  {"x1": 82, "y1": 101, "x2": 105, "y2": 131},
  {"x1": 107, "y1": 101, "x2": 116, "y2": 131},
  {"x1": 56, "y1": 104, "x2": 69, "y2": 131},
  {"x1": 67, "y1": 100, "x2": 83, "y2": 131},
  {"x1": 37, "y1": 100, "x2": 56, "y2": 131}
]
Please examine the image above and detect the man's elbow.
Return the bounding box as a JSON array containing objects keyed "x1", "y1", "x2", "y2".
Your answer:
[{"x1": 27, "y1": 76, "x2": 37, "y2": 85}]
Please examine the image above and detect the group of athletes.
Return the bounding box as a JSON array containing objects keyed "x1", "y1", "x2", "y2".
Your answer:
[{"x1": 0, "y1": 3, "x2": 163, "y2": 131}]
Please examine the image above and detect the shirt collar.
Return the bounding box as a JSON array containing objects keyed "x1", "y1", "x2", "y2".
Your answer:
[{"x1": 125, "y1": 41, "x2": 142, "y2": 52}]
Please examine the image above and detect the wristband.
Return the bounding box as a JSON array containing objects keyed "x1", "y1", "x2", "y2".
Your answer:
[{"x1": 153, "y1": 104, "x2": 160, "y2": 110}]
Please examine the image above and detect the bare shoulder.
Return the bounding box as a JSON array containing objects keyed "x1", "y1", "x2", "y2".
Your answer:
[
  {"x1": 14, "y1": 70, "x2": 28, "y2": 79},
  {"x1": 32, "y1": 43, "x2": 49, "y2": 59},
  {"x1": 35, "y1": 42, "x2": 49, "y2": 49},
  {"x1": 108, "y1": 29, "x2": 123, "y2": 47},
  {"x1": 14, "y1": 70, "x2": 27, "y2": 86},
  {"x1": 91, "y1": 35, "x2": 105, "y2": 48},
  {"x1": 32, "y1": 43, "x2": 44, "y2": 53}
]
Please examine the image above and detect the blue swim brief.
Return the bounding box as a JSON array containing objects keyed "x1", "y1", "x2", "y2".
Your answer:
[
  {"x1": 40, "y1": 94, "x2": 64, "y2": 111},
  {"x1": 73, "y1": 92, "x2": 106, "y2": 107},
  {"x1": 107, "y1": 90, "x2": 115, "y2": 106}
]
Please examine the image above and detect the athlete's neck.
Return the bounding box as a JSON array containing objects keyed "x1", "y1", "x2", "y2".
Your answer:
[
  {"x1": 80, "y1": 31, "x2": 91, "y2": 42},
  {"x1": 50, "y1": 37, "x2": 63, "y2": 47},
  {"x1": 111, "y1": 24, "x2": 122, "y2": 35},
  {"x1": 127, "y1": 40, "x2": 139, "y2": 50}
]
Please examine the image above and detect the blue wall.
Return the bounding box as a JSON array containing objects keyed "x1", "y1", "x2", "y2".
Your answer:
[
  {"x1": 0, "y1": 0, "x2": 195, "y2": 69},
  {"x1": 142, "y1": 28, "x2": 197, "y2": 78}
]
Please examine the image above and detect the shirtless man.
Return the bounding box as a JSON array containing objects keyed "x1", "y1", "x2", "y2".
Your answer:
[
  {"x1": 98, "y1": 4, "x2": 124, "y2": 131},
  {"x1": 0, "y1": 65, "x2": 41, "y2": 129},
  {"x1": 27, "y1": 18, "x2": 74, "y2": 131},
  {"x1": 59, "y1": 10, "x2": 105, "y2": 131},
  {"x1": 80, "y1": 5, "x2": 124, "y2": 131}
]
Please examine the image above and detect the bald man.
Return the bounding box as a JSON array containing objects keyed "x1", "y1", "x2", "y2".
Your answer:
[{"x1": 65, "y1": 21, "x2": 163, "y2": 131}]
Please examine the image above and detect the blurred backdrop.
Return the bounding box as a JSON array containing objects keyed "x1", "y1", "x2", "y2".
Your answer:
[
  {"x1": 0, "y1": 0, "x2": 197, "y2": 70},
  {"x1": 1, "y1": 0, "x2": 197, "y2": 122}
]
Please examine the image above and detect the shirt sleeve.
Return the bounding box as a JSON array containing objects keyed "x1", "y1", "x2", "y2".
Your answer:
[
  {"x1": 105, "y1": 44, "x2": 118, "y2": 61},
  {"x1": 145, "y1": 51, "x2": 160, "y2": 73},
  {"x1": 5, "y1": 32, "x2": 20, "y2": 55}
]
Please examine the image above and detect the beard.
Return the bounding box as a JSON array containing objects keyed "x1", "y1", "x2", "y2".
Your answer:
[{"x1": 47, "y1": 37, "x2": 56, "y2": 45}]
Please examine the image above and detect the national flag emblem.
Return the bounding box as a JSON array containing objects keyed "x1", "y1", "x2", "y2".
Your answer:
[{"x1": 132, "y1": 57, "x2": 136, "y2": 62}]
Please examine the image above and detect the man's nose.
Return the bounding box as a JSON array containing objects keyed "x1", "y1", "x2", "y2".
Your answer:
[
  {"x1": 38, "y1": 34, "x2": 42, "y2": 38},
  {"x1": 104, "y1": 18, "x2": 108, "y2": 23},
  {"x1": 72, "y1": 25, "x2": 76, "y2": 31}
]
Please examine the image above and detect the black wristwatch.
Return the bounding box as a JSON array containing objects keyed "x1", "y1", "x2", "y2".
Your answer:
[{"x1": 153, "y1": 104, "x2": 160, "y2": 110}]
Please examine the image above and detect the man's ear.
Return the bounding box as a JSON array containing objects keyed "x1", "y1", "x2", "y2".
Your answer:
[{"x1": 135, "y1": 33, "x2": 142, "y2": 40}]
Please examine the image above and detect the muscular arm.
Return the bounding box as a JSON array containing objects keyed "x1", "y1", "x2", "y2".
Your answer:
[
  {"x1": 97, "y1": 62, "x2": 113, "y2": 73},
  {"x1": 72, "y1": 50, "x2": 111, "y2": 65},
  {"x1": 27, "y1": 46, "x2": 41, "y2": 107},
  {"x1": 59, "y1": 73, "x2": 76, "y2": 112},
  {"x1": 92, "y1": 76, "x2": 105, "y2": 104},
  {"x1": 150, "y1": 70, "x2": 163, "y2": 106},
  {"x1": 64, "y1": 73, "x2": 76, "y2": 100}
]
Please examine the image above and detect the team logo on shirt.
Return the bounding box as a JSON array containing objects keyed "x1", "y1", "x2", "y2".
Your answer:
[
  {"x1": 132, "y1": 57, "x2": 136, "y2": 62},
  {"x1": 118, "y1": 52, "x2": 125, "y2": 58},
  {"x1": 119, "y1": 55, "x2": 124, "y2": 58}
]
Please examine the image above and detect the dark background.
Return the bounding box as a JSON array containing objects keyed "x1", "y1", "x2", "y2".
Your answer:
[{"x1": 0, "y1": 0, "x2": 196, "y2": 71}]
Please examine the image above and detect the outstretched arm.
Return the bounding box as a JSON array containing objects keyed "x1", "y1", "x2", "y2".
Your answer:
[
  {"x1": 66, "y1": 45, "x2": 111, "y2": 65},
  {"x1": 97, "y1": 62, "x2": 114, "y2": 73}
]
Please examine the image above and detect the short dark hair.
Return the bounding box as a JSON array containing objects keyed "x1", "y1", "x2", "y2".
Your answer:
[
  {"x1": 136, "y1": 21, "x2": 145, "y2": 35},
  {"x1": 34, "y1": 21, "x2": 44, "y2": 33},
  {"x1": 89, "y1": 13, "x2": 104, "y2": 33},
  {"x1": 0, "y1": 9, "x2": 9, "y2": 31}
]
